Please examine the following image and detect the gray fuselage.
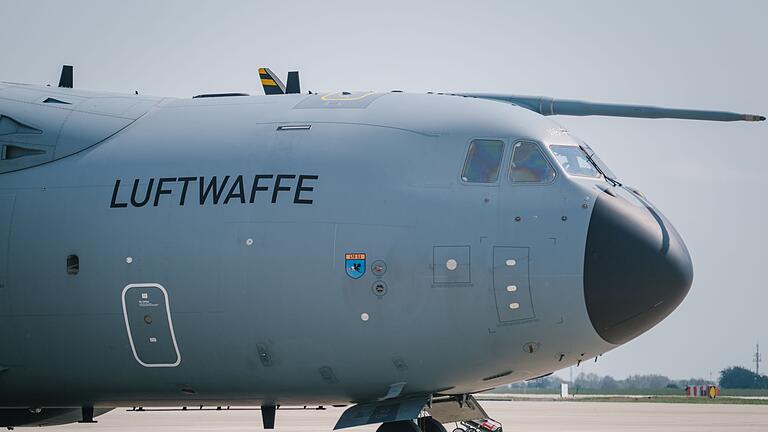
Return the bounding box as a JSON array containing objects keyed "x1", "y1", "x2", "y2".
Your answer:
[{"x1": 0, "y1": 84, "x2": 692, "y2": 409}]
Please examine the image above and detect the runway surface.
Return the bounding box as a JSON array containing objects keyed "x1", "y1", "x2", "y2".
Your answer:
[{"x1": 48, "y1": 401, "x2": 768, "y2": 432}]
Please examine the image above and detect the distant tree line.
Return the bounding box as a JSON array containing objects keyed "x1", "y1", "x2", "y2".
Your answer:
[
  {"x1": 493, "y1": 373, "x2": 713, "y2": 391},
  {"x1": 719, "y1": 366, "x2": 768, "y2": 389},
  {"x1": 488, "y1": 367, "x2": 768, "y2": 391}
]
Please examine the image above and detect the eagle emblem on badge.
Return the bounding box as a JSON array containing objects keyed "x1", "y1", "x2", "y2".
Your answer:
[{"x1": 345, "y1": 253, "x2": 366, "y2": 279}]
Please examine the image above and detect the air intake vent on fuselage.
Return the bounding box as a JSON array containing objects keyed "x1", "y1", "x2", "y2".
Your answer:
[
  {"x1": 43, "y1": 97, "x2": 72, "y2": 105},
  {"x1": 192, "y1": 93, "x2": 250, "y2": 99},
  {"x1": 2, "y1": 145, "x2": 46, "y2": 160},
  {"x1": 0, "y1": 115, "x2": 42, "y2": 135}
]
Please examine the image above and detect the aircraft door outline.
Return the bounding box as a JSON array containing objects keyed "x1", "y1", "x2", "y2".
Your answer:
[{"x1": 121, "y1": 283, "x2": 181, "y2": 368}]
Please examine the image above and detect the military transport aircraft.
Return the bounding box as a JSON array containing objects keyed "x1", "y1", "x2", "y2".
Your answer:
[{"x1": 0, "y1": 66, "x2": 763, "y2": 430}]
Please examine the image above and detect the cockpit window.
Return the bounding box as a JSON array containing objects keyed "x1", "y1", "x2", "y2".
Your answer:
[
  {"x1": 509, "y1": 141, "x2": 556, "y2": 184},
  {"x1": 461, "y1": 139, "x2": 504, "y2": 183},
  {"x1": 581, "y1": 142, "x2": 618, "y2": 180},
  {"x1": 549, "y1": 145, "x2": 601, "y2": 178}
]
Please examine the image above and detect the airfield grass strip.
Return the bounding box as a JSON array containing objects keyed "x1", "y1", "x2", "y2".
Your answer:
[
  {"x1": 485, "y1": 388, "x2": 768, "y2": 397},
  {"x1": 574, "y1": 396, "x2": 768, "y2": 405},
  {"x1": 478, "y1": 394, "x2": 768, "y2": 405}
]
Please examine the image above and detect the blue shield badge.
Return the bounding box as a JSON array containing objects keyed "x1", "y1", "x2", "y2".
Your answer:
[{"x1": 345, "y1": 253, "x2": 366, "y2": 279}]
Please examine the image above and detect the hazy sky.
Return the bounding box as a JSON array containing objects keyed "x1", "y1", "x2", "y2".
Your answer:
[{"x1": 1, "y1": 1, "x2": 766, "y2": 381}]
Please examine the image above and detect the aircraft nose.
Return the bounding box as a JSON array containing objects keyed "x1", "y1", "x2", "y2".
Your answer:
[{"x1": 583, "y1": 188, "x2": 693, "y2": 345}]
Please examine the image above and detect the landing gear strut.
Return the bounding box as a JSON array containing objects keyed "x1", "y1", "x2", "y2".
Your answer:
[{"x1": 77, "y1": 407, "x2": 96, "y2": 424}]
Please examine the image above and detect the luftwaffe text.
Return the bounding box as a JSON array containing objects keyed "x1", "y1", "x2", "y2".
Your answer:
[{"x1": 110, "y1": 174, "x2": 319, "y2": 208}]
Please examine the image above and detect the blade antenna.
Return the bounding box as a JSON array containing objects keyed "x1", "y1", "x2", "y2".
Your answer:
[
  {"x1": 285, "y1": 71, "x2": 301, "y2": 94},
  {"x1": 58, "y1": 65, "x2": 73, "y2": 88}
]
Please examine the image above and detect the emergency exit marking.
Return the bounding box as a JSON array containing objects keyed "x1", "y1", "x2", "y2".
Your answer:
[
  {"x1": 506, "y1": 285, "x2": 517, "y2": 292},
  {"x1": 509, "y1": 303, "x2": 520, "y2": 310},
  {"x1": 149, "y1": 337, "x2": 157, "y2": 343},
  {"x1": 506, "y1": 259, "x2": 517, "y2": 266}
]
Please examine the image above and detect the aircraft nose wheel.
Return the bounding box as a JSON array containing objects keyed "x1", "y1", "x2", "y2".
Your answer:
[
  {"x1": 418, "y1": 417, "x2": 448, "y2": 432},
  {"x1": 376, "y1": 418, "x2": 447, "y2": 432},
  {"x1": 377, "y1": 420, "x2": 421, "y2": 432}
]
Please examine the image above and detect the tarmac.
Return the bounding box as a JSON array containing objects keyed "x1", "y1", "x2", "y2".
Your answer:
[{"x1": 48, "y1": 400, "x2": 768, "y2": 432}]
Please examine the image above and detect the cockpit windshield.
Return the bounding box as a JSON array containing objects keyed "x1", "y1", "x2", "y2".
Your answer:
[
  {"x1": 580, "y1": 142, "x2": 618, "y2": 180},
  {"x1": 509, "y1": 141, "x2": 556, "y2": 184},
  {"x1": 549, "y1": 145, "x2": 601, "y2": 178}
]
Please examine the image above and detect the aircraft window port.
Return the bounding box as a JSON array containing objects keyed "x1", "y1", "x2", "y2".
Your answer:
[
  {"x1": 461, "y1": 139, "x2": 504, "y2": 183},
  {"x1": 549, "y1": 145, "x2": 601, "y2": 178},
  {"x1": 509, "y1": 141, "x2": 556, "y2": 183},
  {"x1": 66, "y1": 254, "x2": 79, "y2": 275}
]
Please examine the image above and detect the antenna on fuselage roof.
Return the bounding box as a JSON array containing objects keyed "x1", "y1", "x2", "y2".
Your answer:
[{"x1": 58, "y1": 65, "x2": 73, "y2": 88}]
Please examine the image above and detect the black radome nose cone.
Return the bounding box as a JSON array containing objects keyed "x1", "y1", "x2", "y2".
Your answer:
[{"x1": 584, "y1": 189, "x2": 693, "y2": 345}]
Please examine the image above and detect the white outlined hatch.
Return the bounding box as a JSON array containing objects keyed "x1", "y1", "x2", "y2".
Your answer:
[{"x1": 121, "y1": 283, "x2": 181, "y2": 367}]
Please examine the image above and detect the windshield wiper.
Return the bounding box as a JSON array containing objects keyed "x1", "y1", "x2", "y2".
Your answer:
[{"x1": 580, "y1": 146, "x2": 622, "y2": 187}]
